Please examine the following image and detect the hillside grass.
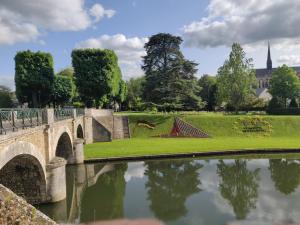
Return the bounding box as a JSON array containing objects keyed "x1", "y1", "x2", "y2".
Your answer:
[{"x1": 84, "y1": 112, "x2": 300, "y2": 159}]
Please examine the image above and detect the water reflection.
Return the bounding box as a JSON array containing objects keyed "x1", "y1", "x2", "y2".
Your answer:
[
  {"x1": 81, "y1": 163, "x2": 127, "y2": 223},
  {"x1": 269, "y1": 159, "x2": 300, "y2": 195},
  {"x1": 38, "y1": 157, "x2": 300, "y2": 225},
  {"x1": 145, "y1": 160, "x2": 203, "y2": 221},
  {"x1": 217, "y1": 160, "x2": 260, "y2": 220}
]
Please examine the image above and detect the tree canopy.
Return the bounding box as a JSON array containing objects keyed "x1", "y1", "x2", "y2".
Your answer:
[
  {"x1": 51, "y1": 75, "x2": 73, "y2": 107},
  {"x1": 269, "y1": 65, "x2": 300, "y2": 107},
  {"x1": 198, "y1": 75, "x2": 217, "y2": 111},
  {"x1": 125, "y1": 76, "x2": 145, "y2": 111},
  {"x1": 0, "y1": 85, "x2": 13, "y2": 108},
  {"x1": 72, "y1": 49, "x2": 121, "y2": 108},
  {"x1": 216, "y1": 43, "x2": 256, "y2": 112},
  {"x1": 142, "y1": 33, "x2": 203, "y2": 111},
  {"x1": 15, "y1": 50, "x2": 54, "y2": 107}
]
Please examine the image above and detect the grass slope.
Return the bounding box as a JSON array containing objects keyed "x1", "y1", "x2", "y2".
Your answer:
[{"x1": 85, "y1": 112, "x2": 300, "y2": 159}]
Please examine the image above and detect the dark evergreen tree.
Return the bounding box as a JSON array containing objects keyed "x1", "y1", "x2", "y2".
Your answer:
[
  {"x1": 289, "y1": 98, "x2": 299, "y2": 108},
  {"x1": 142, "y1": 33, "x2": 203, "y2": 111}
]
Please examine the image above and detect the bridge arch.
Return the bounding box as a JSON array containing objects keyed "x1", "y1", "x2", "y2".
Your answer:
[
  {"x1": 0, "y1": 141, "x2": 47, "y2": 204},
  {"x1": 55, "y1": 132, "x2": 74, "y2": 164},
  {"x1": 77, "y1": 124, "x2": 84, "y2": 139}
]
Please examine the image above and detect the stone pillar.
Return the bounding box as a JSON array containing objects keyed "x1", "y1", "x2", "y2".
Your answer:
[
  {"x1": 84, "y1": 115, "x2": 93, "y2": 144},
  {"x1": 46, "y1": 157, "x2": 66, "y2": 203},
  {"x1": 72, "y1": 108, "x2": 77, "y2": 119},
  {"x1": 46, "y1": 108, "x2": 54, "y2": 124},
  {"x1": 73, "y1": 138, "x2": 84, "y2": 164}
]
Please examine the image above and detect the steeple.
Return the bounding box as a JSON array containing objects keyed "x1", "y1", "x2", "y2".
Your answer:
[{"x1": 267, "y1": 41, "x2": 272, "y2": 71}]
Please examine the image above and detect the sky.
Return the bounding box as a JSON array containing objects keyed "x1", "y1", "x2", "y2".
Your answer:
[{"x1": 1, "y1": 0, "x2": 300, "y2": 90}]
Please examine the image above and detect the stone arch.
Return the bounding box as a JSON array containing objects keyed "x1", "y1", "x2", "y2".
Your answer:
[
  {"x1": 77, "y1": 124, "x2": 84, "y2": 139},
  {"x1": 55, "y1": 132, "x2": 74, "y2": 164},
  {"x1": 0, "y1": 141, "x2": 47, "y2": 204}
]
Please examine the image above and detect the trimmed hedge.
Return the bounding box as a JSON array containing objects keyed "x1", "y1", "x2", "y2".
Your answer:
[{"x1": 267, "y1": 107, "x2": 300, "y2": 115}]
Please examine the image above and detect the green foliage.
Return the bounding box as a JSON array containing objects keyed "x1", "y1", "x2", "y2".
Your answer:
[
  {"x1": 198, "y1": 75, "x2": 217, "y2": 111},
  {"x1": 57, "y1": 67, "x2": 74, "y2": 77},
  {"x1": 267, "y1": 96, "x2": 285, "y2": 110},
  {"x1": 0, "y1": 85, "x2": 13, "y2": 108},
  {"x1": 15, "y1": 50, "x2": 54, "y2": 107},
  {"x1": 289, "y1": 98, "x2": 299, "y2": 108},
  {"x1": 217, "y1": 43, "x2": 256, "y2": 112},
  {"x1": 142, "y1": 33, "x2": 204, "y2": 111},
  {"x1": 116, "y1": 79, "x2": 127, "y2": 105},
  {"x1": 125, "y1": 76, "x2": 145, "y2": 111},
  {"x1": 51, "y1": 75, "x2": 73, "y2": 107},
  {"x1": 57, "y1": 67, "x2": 78, "y2": 100},
  {"x1": 71, "y1": 49, "x2": 121, "y2": 108},
  {"x1": 269, "y1": 65, "x2": 300, "y2": 107}
]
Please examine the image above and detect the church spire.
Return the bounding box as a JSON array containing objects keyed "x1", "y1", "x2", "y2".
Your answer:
[{"x1": 267, "y1": 41, "x2": 272, "y2": 71}]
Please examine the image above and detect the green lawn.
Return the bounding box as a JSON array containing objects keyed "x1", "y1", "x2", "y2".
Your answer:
[{"x1": 84, "y1": 112, "x2": 300, "y2": 159}]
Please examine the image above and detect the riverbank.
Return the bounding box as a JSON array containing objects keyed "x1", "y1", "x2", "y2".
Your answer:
[
  {"x1": 84, "y1": 113, "x2": 300, "y2": 160},
  {"x1": 84, "y1": 137, "x2": 300, "y2": 160}
]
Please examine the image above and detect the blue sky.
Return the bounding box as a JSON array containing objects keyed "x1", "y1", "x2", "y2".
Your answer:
[{"x1": 1, "y1": 0, "x2": 300, "y2": 89}]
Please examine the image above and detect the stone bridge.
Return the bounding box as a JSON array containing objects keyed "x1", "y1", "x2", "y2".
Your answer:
[{"x1": 0, "y1": 108, "x2": 130, "y2": 204}]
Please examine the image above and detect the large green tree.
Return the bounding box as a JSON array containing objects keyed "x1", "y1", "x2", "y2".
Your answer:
[
  {"x1": 0, "y1": 85, "x2": 13, "y2": 108},
  {"x1": 115, "y1": 79, "x2": 127, "y2": 110},
  {"x1": 142, "y1": 33, "x2": 203, "y2": 111},
  {"x1": 216, "y1": 43, "x2": 256, "y2": 112},
  {"x1": 15, "y1": 50, "x2": 54, "y2": 107},
  {"x1": 198, "y1": 75, "x2": 217, "y2": 111},
  {"x1": 72, "y1": 49, "x2": 121, "y2": 108},
  {"x1": 51, "y1": 75, "x2": 73, "y2": 107},
  {"x1": 269, "y1": 65, "x2": 300, "y2": 107},
  {"x1": 125, "y1": 76, "x2": 145, "y2": 111}
]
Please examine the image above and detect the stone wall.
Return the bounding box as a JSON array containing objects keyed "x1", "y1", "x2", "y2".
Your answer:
[
  {"x1": 0, "y1": 155, "x2": 47, "y2": 204},
  {"x1": 0, "y1": 184, "x2": 56, "y2": 225}
]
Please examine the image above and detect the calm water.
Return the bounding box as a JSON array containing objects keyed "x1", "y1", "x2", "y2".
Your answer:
[{"x1": 38, "y1": 157, "x2": 300, "y2": 225}]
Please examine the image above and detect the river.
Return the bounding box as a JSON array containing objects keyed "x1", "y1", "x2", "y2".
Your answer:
[{"x1": 38, "y1": 156, "x2": 300, "y2": 225}]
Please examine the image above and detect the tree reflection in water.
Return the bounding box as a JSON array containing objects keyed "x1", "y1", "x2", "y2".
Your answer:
[
  {"x1": 217, "y1": 160, "x2": 260, "y2": 220},
  {"x1": 269, "y1": 159, "x2": 300, "y2": 195},
  {"x1": 80, "y1": 163, "x2": 127, "y2": 223},
  {"x1": 145, "y1": 160, "x2": 203, "y2": 222}
]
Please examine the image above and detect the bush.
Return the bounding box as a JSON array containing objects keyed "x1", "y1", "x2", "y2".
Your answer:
[
  {"x1": 289, "y1": 98, "x2": 299, "y2": 108},
  {"x1": 267, "y1": 107, "x2": 300, "y2": 115}
]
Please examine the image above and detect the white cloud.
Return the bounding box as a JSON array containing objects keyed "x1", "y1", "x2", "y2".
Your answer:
[
  {"x1": 124, "y1": 162, "x2": 145, "y2": 182},
  {"x1": 0, "y1": 75, "x2": 15, "y2": 90},
  {"x1": 89, "y1": 4, "x2": 116, "y2": 22},
  {"x1": 76, "y1": 34, "x2": 148, "y2": 79},
  {"x1": 183, "y1": 0, "x2": 300, "y2": 49},
  {"x1": 278, "y1": 55, "x2": 300, "y2": 66},
  {"x1": 0, "y1": 0, "x2": 115, "y2": 45}
]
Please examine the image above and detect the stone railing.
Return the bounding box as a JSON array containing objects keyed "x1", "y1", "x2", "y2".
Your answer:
[
  {"x1": 0, "y1": 108, "x2": 47, "y2": 135},
  {"x1": 0, "y1": 108, "x2": 87, "y2": 135},
  {"x1": 54, "y1": 108, "x2": 74, "y2": 121}
]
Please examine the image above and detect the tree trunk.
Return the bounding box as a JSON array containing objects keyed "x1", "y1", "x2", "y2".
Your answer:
[{"x1": 32, "y1": 93, "x2": 38, "y2": 108}]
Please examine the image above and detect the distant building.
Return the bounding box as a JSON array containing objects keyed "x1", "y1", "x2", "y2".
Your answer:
[{"x1": 255, "y1": 42, "x2": 300, "y2": 100}]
